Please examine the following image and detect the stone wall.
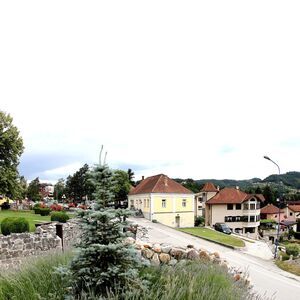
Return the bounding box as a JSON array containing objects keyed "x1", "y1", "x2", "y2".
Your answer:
[{"x1": 0, "y1": 219, "x2": 80, "y2": 270}]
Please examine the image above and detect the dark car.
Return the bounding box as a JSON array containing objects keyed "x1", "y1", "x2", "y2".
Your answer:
[{"x1": 214, "y1": 223, "x2": 232, "y2": 234}]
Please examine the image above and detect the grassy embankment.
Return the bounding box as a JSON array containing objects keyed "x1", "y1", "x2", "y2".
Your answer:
[{"x1": 179, "y1": 227, "x2": 245, "y2": 248}]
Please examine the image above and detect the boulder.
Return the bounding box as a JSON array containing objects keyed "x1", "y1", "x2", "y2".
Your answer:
[
  {"x1": 159, "y1": 253, "x2": 171, "y2": 264},
  {"x1": 143, "y1": 242, "x2": 153, "y2": 249},
  {"x1": 124, "y1": 237, "x2": 135, "y2": 245},
  {"x1": 170, "y1": 248, "x2": 186, "y2": 260},
  {"x1": 161, "y1": 245, "x2": 172, "y2": 254},
  {"x1": 186, "y1": 249, "x2": 199, "y2": 260},
  {"x1": 169, "y1": 258, "x2": 178, "y2": 266},
  {"x1": 199, "y1": 250, "x2": 211, "y2": 261},
  {"x1": 153, "y1": 243, "x2": 162, "y2": 253},
  {"x1": 142, "y1": 248, "x2": 154, "y2": 259},
  {"x1": 151, "y1": 253, "x2": 160, "y2": 266}
]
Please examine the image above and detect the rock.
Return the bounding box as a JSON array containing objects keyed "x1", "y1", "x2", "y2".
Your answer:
[
  {"x1": 186, "y1": 249, "x2": 199, "y2": 260},
  {"x1": 143, "y1": 242, "x2": 153, "y2": 249},
  {"x1": 170, "y1": 248, "x2": 186, "y2": 260},
  {"x1": 142, "y1": 248, "x2": 154, "y2": 259},
  {"x1": 213, "y1": 252, "x2": 220, "y2": 259},
  {"x1": 153, "y1": 244, "x2": 162, "y2": 253},
  {"x1": 187, "y1": 244, "x2": 194, "y2": 249},
  {"x1": 234, "y1": 274, "x2": 241, "y2": 281},
  {"x1": 151, "y1": 253, "x2": 160, "y2": 266},
  {"x1": 199, "y1": 250, "x2": 211, "y2": 261},
  {"x1": 159, "y1": 253, "x2": 171, "y2": 264},
  {"x1": 161, "y1": 245, "x2": 172, "y2": 254},
  {"x1": 124, "y1": 237, "x2": 135, "y2": 245}
]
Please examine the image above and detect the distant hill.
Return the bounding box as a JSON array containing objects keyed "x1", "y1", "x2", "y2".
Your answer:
[
  {"x1": 263, "y1": 171, "x2": 300, "y2": 189},
  {"x1": 173, "y1": 171, "x2": 300, "y2": 192}
]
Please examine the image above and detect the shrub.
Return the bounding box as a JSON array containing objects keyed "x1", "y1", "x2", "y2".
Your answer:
[
  {"x1": 286, "y1": 244, "x2": 299, "y2": 257},
  {"x1": 195, "y1": 216, "x2": 205, "y2": 227},
  {"x1": 51, "y1": 212, "x2": 70, "y2": 223},
  {"x1": 0, "y1": 202, "x2": 11, "y2": 210},
  {"x1": 1, "y1": 217, "x2": 30, "y2": 236},
  {"x1": 294, "y1": 231, "x2": 300, "y2": 239},
  {"x1": 39, "y1": 208, "x2": 51, "y2": 216}
]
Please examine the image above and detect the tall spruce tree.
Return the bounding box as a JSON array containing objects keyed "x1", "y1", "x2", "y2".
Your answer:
[{"x1": 69, "y1": 147, "x2": 141, "y2": 298}]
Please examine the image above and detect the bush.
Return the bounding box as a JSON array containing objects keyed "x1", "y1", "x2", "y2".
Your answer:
[
  {"x1": 286, "y1": 244, "x2": 300, "y2": 257},
  {"x1": 294, "y1": 231, "x2": 300, "y2": 240},
  {"x1": 51, "y1": 212, "x2": 70, "y2": 223},
  {"x1": 0, "y1": 202, "x2": 11, "y2": 210},
  {"x1": 1, "y1": 217, "x2": 30, "y2": 236},
  {"x1": 195, "y1": 216, "x2": 205, "y2": 227},
  {"x1": 39, "y1": 208, "x2": 51, "y2": 216}
]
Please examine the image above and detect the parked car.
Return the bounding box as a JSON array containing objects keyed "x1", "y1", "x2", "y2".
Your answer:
[{"x1": 214, "y1": 223, "x2": 232, "y2": 234}]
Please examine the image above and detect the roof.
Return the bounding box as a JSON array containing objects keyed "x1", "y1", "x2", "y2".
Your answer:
[
  {"x1": 288, "y1": 205, "x2": 300, "y2": 212},
  {"x1": 260, "y1": 204, "x2": 281, "y2": 214},
  {"x1": 280, "y1": 220, "x2": 297, "y2": 226},
  {"x1": 255, "y1": 194, "x2": 266, "y2": 202},
  {"x1": 206, "y1": 188, "x2": 264, "y2": 205},
  {"x1": 128, "y1": 174, "x2": 193, "y2": 195},
  {"x1": 201, "y1": 182, "x2": 219, "y2": 192},
  {"x1": 206, "y1": 188, "x2": 248, "y2": 204}
]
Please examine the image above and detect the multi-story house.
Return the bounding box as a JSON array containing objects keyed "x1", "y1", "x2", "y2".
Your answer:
[
  {"x1": 128, "y1": 174, "x2": 194, "y2": 228},
  {"x1": 194, "y1": 182, "x2": 219, "y2": 217},
  {"x1": 205, "y1": 186, "x2": 265, "y2": 237}
]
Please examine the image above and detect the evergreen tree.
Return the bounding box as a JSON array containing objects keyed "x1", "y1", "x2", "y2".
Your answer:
[
  {"x1": 27, "y1": 177, "x2": 42, "y2": 202},
  {"x1": 69, "y1": 148, "x2": 141, "y2": 298}
]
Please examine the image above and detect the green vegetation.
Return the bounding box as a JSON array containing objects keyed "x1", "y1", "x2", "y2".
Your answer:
[
  {"x1": 285, "y1": 244, "x2": 300, "y2": 257},
  {"x1": 179, "y1": 227, "x2": 245, "y2": 248},
  {"x1": 0, "y1": 254, "x2": 259, "y2": 300},
  {"x1": 1, "y1": 217, "x2": 29, "y2": 236},
  {"x1": 275, "y1": 260, "x2": 300, "y2": 276},
  {"x1": 51, "y1": 211, "x2": 70, "y2": 223},
  {"x1": 194, "y1": 216, "x2": 205, "y2": 226},
  {"x1": 0, "y1": 210, "x2": 51, "y2": 232},
  {"x1": 0, "y1": 252, "x2": 72, "y2": 300}
]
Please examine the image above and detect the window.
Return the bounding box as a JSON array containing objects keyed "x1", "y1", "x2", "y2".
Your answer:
[
  {"x1": 236, "y1": 216, "x2": 241, "y2": 222},
  {"x1": 290, "y1": 212, "x2": 293, "y2": 216},
  {"x1": 250, "y1": 203, "x2": 255, "y2": 210},
  {"x1": 249, "y1": 216, "x2": 255, "y2": 222},
  {"x1": 256, "y1": 215, "x2": 260, "y2": 222},
  {"x1": 162, "y1": 199, "x2": 166, "y2": 208},
  {"x1": 256, "y1": 202, "x2": 260, "y2": 209},
  {"x1": 182, "y1": 199, "x2": 186, "y2": 207},
  {"x1": 243, "y1": 203, "x2": 249, "y2": 210},
  {"x1": 227, "y1": 204, "x2": 233, "y2": 210},
  {"x1": 236, "y1": 204, "x2": 241, "y2": 210},
  {"x1": 130, "y1": 200, "x2": 134, "y2": 208},
  {"x1": 198, "y1": 206, "x2": 202, "y2": 210}
]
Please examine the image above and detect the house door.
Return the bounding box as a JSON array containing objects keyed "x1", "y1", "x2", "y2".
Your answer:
[{"x1": 175, "y1": 216, "x2": 180, "y2": 228}]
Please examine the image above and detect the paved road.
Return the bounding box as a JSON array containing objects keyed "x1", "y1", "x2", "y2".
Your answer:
[{"x1": 130, "y1": 218, "x2": 300, "y2": 300}]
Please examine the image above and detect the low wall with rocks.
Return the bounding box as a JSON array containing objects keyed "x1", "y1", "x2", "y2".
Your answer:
[{"x1": 0, "y1": 219, "x2": 80, "y2": 270}]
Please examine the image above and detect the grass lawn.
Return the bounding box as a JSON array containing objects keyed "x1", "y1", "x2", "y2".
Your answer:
[
  {"x1": 0, "y1": 210, "x2": 52, "y2": 232},
  {"x1": 179, "y1": 227, "x2": 245, "y2": 248},
  {"x1": 275, "y1": 260, "x2": 300, "y2": 276}
]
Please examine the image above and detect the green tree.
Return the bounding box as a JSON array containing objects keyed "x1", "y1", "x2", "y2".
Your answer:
[
  {"x1": 54, "y1": 178, "x2": 66, "y2": 200},
  {"x1": 68, "y1": 151, "x2": 141, "y2": 298},
  {"x1": 16, "y1": 175, "x2": 28, "y2": 199},
  {"x1": 65, "y1": 164, "x2": 94, "y2": 202},
  {"x1": 262, "y1": 185, "x2": 275, "y2": 205},
  {"x1": 127, "y1": 168, "x2": 135, "y2": 186},
  {"x1": 27, "y1": 177, "x2": 42, "y2": 202},
  {"x1": 255, "y1": 186, "x2": 262, "y2": 194},
  {"x1": 0, "y1": 111, "x2": 24, "y2": 198},
  {"x1": 113, "y1": 169, "x2": 131, "y2": 207}
]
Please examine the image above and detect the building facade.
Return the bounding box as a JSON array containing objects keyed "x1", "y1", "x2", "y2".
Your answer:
[
  {"x1": 205, "y1": 186, "x2": 265, "y2": 237},
  {"x1": 128, "y1": 174, "x2": 194, "y2": 228},
  {"x1": 194, "y1": 182, "x2": 218, "y2": 217}
]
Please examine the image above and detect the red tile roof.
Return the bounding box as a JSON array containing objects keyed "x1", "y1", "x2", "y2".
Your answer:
[
  {"x1": 260, "y1": 204, "x2": 281, "y2": 214},
  {"x1": 288, "y1": 205, "x2": 300, "y2": 212},
  {"x1": 206, "y1": 188, "x2": 264, "y2": 204},
  {"x1": 128, "y1": 174, "x2": 193, "y2": 195},
  {"x1": 201, "y1": 182, "x2": 219, "y2": 192}
]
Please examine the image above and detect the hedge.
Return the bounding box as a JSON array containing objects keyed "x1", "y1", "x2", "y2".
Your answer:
[
  {"x1": 1, "y1": 217, "x2": 30, "y2": 236},
  {"x1": 39, "y1": 208, "x2": 51, "y2": 216},
  {"x1": 51, "y1": 212, "x2": 70, "y2": 223}
]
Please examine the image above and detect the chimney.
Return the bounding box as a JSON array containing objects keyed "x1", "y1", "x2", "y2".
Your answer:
[
  {"x1": 236, "y1": 186, "x2": 239, "y2": 190},
  {"x1": 142, "y1": 176, "x2": 144, "y2": 181}
]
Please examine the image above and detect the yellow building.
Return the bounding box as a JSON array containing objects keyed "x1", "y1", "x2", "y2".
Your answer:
[{"x1": 128, "y1": 174, "x2": 194, "y2": 228}]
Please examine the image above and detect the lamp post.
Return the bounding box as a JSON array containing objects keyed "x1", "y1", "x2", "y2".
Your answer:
[{"x1": 263, "y1": 155, "x2": 281, "y2": 259}]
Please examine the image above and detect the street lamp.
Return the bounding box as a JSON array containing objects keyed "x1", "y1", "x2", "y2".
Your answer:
[{"x1": 263, "y1": 155, "x2": 281, "y2": 259}]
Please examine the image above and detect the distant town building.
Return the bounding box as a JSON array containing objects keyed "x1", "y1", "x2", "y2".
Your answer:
[
  {"x1": 39, "y1": 183, "x2": 54, "y2": 199},
  {"x1": 128, "y1": 174, "x2": 194, "y2": 228}
]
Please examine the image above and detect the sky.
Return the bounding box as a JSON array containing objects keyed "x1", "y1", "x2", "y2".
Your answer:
[{"x1": 1, "y1": 1, "x2": 299, "y2": 184}]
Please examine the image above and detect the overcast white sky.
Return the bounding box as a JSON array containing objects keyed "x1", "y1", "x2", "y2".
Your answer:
[{"x1": 1, "y1": 1, "x2": 299, "y2": 183}]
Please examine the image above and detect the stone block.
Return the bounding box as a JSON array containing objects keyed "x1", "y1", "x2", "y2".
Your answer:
[
  {"x1": 159, "y1": 253, "x2": 171, "y2": 264},
  {"x1": 151, "y1": 253, "x2": 160, "y2": 266},
  {"x1": 142, "y1": 248, "x2": 154, "y2": 259}
]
